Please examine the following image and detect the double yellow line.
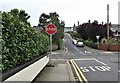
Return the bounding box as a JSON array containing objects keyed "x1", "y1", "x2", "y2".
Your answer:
[{"x1": 70, "y1": 60, "x2": 88, "y2": 83}]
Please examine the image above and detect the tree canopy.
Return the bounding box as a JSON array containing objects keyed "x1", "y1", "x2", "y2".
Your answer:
[
  {"x1": 77, "y1": 20, "x2": 113, "y2": 42},
  {"x1": 38, "y1": 12, "x2": 65, "y2": 49}
]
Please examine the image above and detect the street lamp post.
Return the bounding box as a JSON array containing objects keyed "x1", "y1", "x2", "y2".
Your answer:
[
  {"x1": 107, "y1": 4, "x2": 110, "y2": 39},
  {"x1": 96, "y1": 35, "x2": 100, "y2": 49}
]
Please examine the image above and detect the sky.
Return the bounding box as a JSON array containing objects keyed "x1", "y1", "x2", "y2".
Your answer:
[{"x1": 0, "y1": 0, "x2": 120, "y2": 27}]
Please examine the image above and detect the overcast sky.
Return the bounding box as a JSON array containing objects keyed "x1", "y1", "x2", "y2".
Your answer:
[{"x1": 0, "y1": 0, "x2": 119, "y2": 26}]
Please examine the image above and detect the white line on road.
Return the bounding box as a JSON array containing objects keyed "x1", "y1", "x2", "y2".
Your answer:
[
  {"x1": 99, "y1": 51, "x2": 113, "y2": 54},
  {"x1": 80, "y1": 52, "x2": 85, "y2": 55},
  {"x1": 51, "y1": 59, "x2": 67, "y2": 60},
  {"x1": 117, "y1": 70, "x2": 120, "y2": 72},
  {"x1": 71, "y1": 58, "x2": 107, "y2": 66},
  {"x1": 94, "y1": 59, "x2": 107, "y2": 66},
  {"x1": 72, "y1": 58, "x2": 96, "y2": 61},
  {"x1": 74, "y1": 47, "x2": 85, "y2": 55},
  {"x1": 65, "y1": 48, "x2": 68, "y2": 53},
  {"x1": 74, "y1": 47, "x2": 79, "y2": 51},
  {"x1": 85, "y1": 51, "x2": 91, "y2": 53}
]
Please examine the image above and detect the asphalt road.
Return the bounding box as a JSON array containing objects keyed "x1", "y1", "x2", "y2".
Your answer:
[
  {"x1": 64, "y1": 33, "x2": 120, "y2": 83},
  {"x1": 33, "y1": 33, "x2": 119, "y2": 83}
]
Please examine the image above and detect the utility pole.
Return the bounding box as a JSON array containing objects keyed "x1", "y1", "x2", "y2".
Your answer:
[{"x1": 107, "y1": 4, "x2": 110, "y2": 39}]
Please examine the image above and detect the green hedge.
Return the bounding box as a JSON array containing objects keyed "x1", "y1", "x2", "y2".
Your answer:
[
  {"x1": 1, "y1": 11, "x2": 49, "y2": 72},
  {"x1": 69, "y1": 32, "x2": 97, "y2": 49},
  {"x1": 69, "y1": 32, "x2": 79, "y2": 39},
  {"x1": 83, "y1": 40, "x2": 97, "y2": 49}
]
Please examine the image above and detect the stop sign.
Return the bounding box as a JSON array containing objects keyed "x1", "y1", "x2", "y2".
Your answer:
[{"x1": 45, "y1": 24, "x2": 57, "y2": 35}]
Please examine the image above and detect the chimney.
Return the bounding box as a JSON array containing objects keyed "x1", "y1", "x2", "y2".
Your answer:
[
  {"x1": 73, "y1": 23, "x2": 76, "y2": 31},
  {"x1": 88, "y1": 20, "x2": 91, "y2": 24},
  {"x1": 102, "y1": 22, "x2": 104, "y2": 25},
  {"x1": 78, "y1": 21, "x2": 79, "y2": 26}
]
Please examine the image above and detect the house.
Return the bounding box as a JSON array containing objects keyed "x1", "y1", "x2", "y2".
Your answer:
[
  {"x1": 111, "y1": 24, "x2": 120, "y2": 35},
  {"x1": 111, "y1": 24, "x2": 120, "y2": 39}
]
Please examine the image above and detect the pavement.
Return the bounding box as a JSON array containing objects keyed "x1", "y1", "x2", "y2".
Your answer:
[{"x1": 33, "y1": 50, "x2": 76, "y2": 82}]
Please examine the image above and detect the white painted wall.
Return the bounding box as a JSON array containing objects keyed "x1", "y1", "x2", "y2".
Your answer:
[{"x1": 5, "y1": 56, "x2": 49, "y2": 81}]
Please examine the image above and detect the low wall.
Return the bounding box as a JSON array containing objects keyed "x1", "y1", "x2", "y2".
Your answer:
[
  {"x1": 99, "y1": 44, "x2": 120, "y2": 51},
  {"x1": 109, "y1": 44, "x2": 120, "y2": 51},
  {"x1": 4, "y1": 55, "x2": 49, "y2": 81}
]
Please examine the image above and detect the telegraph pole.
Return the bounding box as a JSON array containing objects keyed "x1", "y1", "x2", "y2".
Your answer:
[{"x1": 107, "y1": 4, "x2": 110, "y2": 39}]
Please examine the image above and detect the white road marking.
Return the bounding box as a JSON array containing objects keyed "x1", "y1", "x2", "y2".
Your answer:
[
  {"x1": 65, "y1": 48, "x2": 68, "y2": 53},
  {"x1": 72, "y1": 58, "x2": 95, "y2": 61},
  {"x1": 85, "y1": 51, "x2": 91, "y2": 53},
  {"x1": 80, "y1": 52, "x2": 85, "y2": 55},
  {"x1": 89, "y1": 66, "x2": 96, "y2": 71},
  {"x1": 71, "y1": 58, "x2": 110, "y2": 72},
  {"x1": 80, "y1": 66, "x2": 111, "y2": 72},
  {"x1": 99, "y1": 51, "x2": 113, "y2": 54},
  {"x1": 117, "y1": 70, "x2": 120, "y2": 72},
  {"x1": 71, "y1": 58, "x2": 107, "y2": 66},
  {"x1": 94, "y1": 59, "x2": 107, "y2": 66},
  {"x1": 51, "y1": 59, "x2": 66, "y2": 60},
  {"x1": 74, "y1": 47, "x2": 85, "y2": 55},
  {"x1": 74, "y1": 47, "x2": 79, "y2": 51}
]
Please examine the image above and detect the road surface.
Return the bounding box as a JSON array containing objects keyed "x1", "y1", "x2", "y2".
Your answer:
[
  {"x1": 63, "y1": 33, "x2": 119, "y2": 83},
  {"x1": 34, "y1": 33, "x2": 120, "y2": 83}
]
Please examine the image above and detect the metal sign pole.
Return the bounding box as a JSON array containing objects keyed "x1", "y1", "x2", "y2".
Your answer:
[
  {"x1": 50, "y1": 34, "x2": 52, "y2": 56},
  {"x1": 46, "y1": 24, "x2": 56, "y2": 56}
]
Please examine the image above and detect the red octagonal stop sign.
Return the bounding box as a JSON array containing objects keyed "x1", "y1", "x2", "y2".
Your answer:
[{"x1": 45, "y1": 24, "x2": 57, "y2": 35}]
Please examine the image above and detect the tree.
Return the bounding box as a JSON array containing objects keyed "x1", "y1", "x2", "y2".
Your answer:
[
  {"x1": 19, "y1": 10, "x2": 30, "y2": 23},
  {"x1": 77, "y1": 21, "x2": 113, "y2": 42},
  {"x1": 38, "y1": 12, "x2": 65, "y2": 50},
  {"x1": 10, "y1": 8, "x2": 30, "y2": 25},
  {"x1": 38, "y1": 13, "x2": 49, "y2": 29}
]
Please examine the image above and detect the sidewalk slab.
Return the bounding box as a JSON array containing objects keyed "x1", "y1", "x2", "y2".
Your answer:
[
  {"x1": 35, "y1": 64, "x2": 69, "y2": 81},
  {"x1": 34, "y1": 59, "x2": 75, "y2": 82}
]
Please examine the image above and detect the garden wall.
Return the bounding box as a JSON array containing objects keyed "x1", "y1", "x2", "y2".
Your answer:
[
  {"x1": 4, "y1": 55, "x2": 49, "y2": 81},
  {"x1": 99, "y1": 44, "x2": 120, "y2": 51}
]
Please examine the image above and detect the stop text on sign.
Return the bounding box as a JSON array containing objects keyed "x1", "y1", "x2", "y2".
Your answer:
[
  {"x1": 46, "y1": 27, "x2": 56, "y2": 31},
  {"x1": 45, "y1": 24, "x2": 57, "y2": 35}
]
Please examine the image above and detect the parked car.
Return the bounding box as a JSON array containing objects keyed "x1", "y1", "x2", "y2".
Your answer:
[
  {"x1": 76, "y1": 42, "x2": 84, "y2": 47},
  {"x1": 72, "y1": 39, "x2": 77, "y2": 45}
]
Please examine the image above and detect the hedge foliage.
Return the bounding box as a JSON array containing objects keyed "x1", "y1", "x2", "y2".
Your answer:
[
  {"x1": 69, "y1": 32, "x2": 80, "y2": 39},
  {"x1": 1, "y1": 10, "x2": 49, "y2": 72},
  {"x1": 83, "y1": 40, "x2": 97, "y2": 49},
  {"x1": 69, "y1": 32, "x2": 97, "y2": 49}
]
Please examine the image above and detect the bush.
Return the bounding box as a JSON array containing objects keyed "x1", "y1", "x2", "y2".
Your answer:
[
  {"x1": 83, "y1": 40, "x2": 97, "y2": 49},
  {"x1": 2, "y1": 10, "x2": 49, "y2": 72},
  {"x1": 69, "y1": 32, "x2": 79, "y2": 39}
]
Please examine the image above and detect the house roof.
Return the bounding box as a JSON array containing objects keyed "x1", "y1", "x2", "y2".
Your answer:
[{"x1": 111, "y1": 24, "x2": 120, "y2": 32}]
